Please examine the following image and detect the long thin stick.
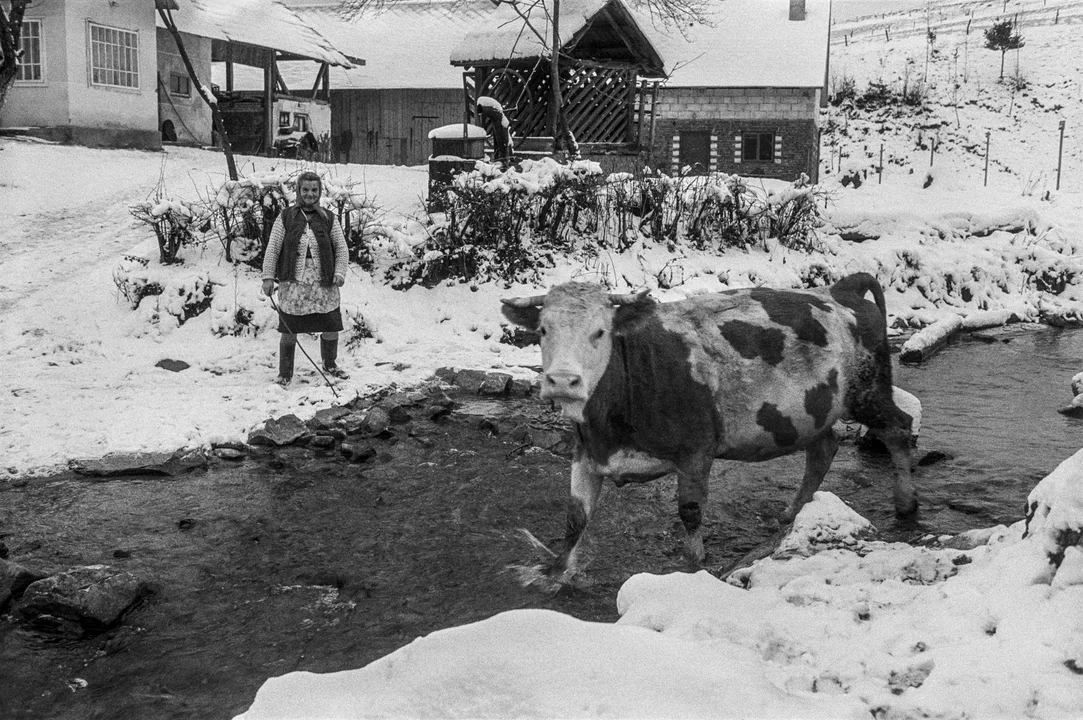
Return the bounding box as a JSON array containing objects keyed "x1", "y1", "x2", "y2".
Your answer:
[{"x1": 269, "y1": 295, "x2": 340, "y2": 398}]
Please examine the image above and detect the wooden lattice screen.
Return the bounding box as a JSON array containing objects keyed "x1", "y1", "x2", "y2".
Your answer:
[{"x1": 471, "y1": 60, "x2": 638, "y2": 145}]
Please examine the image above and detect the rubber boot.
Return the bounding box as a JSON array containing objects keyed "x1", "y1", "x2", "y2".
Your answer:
[
  {"x1": 277, "y1": 334, "x2": 296, "y2": 386},
  {"x1": 321, "y1": 336, "x2": 349, "y2": 379}
]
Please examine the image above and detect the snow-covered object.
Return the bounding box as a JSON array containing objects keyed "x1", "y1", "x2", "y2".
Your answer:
[
  {"x1": 960, "y1": 309, "x2": 1013, "y2": 331},
  {"x1": 899, "y1": 314, "x2": 963, "y2": 363},
  {"x1": 427, "y1": 123, "x2": 487, "y2": 140},
  {"x1": 233, "y1": 606, "x2": 867, "y2": 720},
  {"x1": 1072, "y1": 371, "x2": 1083, "y2": 398},
  {"x1": 773, "y1": 491, "x2": 876, "y2": 558},
  {"x1": 1025, "y1": 448, "x2": 1083, "y2": 588},
  {"x1": 892, "y1": 386, "x2": 922, "y2": 438}
]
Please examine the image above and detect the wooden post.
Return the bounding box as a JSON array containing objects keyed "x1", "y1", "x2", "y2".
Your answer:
[
  {"x1": 1057, "y1": 119, "x2": 1066, "y2": 190},
  {"x1": 226, "y1": 45, "x2": 234, "y2": 93},
  {"x1": 635, "y1": 79, "x2": 646, "y2": 148},
  {"x1": 879, "y1": 143, "x2": 883, "y2": 183},
  {"x1": 984, "y1": 130, "x2": 991, "y2": 186},
  {"x1": 930, "y1": 137, "x2": 935, "y2": 167},
  {"x1": 264, "y1": 49, "x2": 275, "y2": 157}
]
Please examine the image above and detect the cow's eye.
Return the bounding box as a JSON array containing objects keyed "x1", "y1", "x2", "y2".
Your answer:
[
  {"x1": 591, "y1": 329, "x2": 605, "y2": 342},
  {"x1": 539, "y1": 326, "x2": 547, "y2": 337}
]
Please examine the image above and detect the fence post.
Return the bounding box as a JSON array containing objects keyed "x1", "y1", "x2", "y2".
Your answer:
[
  {"x1": 930, "y1": 138, "x2": 936, "y2": 167},
  {"x1": 984, "y1": 130, "x2": 991, "y2": 186},
  {"x1": 1057, "y1": 119, "x2": 1066, "y2": 190},
  {"x1": 879, "y1": 143, "x2": 884, "y2": 184}
]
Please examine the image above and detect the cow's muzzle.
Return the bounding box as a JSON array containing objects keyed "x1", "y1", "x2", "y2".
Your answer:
[{"x1": 540, "y1": 371, "x2": 589, "y2": 421}]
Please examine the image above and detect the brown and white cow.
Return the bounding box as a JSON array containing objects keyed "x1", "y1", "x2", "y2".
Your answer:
[{"x1": 501, "y1": 272, "x2": 916, "y2": 585}]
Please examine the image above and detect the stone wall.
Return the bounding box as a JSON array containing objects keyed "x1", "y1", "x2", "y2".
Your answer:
[{"x1": 646, "y1": 87, "x2": 821, "y2": 181}]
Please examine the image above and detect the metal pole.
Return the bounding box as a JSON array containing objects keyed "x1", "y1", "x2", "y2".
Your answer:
[
  {"x1": 879, "y1": 143, "x2": 884, "y2": 184},
  {"x1": 984, "y1": 131, "x2": 991, "y2": 187},
  {"x1": 1056, "y1": 119, "x2": 1066, "y2": 190}
]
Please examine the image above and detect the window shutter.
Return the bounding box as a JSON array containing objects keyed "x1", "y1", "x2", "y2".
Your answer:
[
  {"x1": 733, "y1": 134, "x2": 742, "y2": 164},
  {"x1": 710, "y1": 134, "x2": 718, "y2": 171},
  {"x1": 774, "y1": 135, "x2": 783, "y2": 164},
  {"x1": 671, "y1": 134, "x2": 680, "y2": 168}
]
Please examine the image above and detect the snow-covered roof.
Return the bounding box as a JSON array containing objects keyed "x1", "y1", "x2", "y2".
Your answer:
[
  {"x1": 276, "y1": 1, "x2": 485, "y2": 90},
  {"x1": 449, "y1": 0, "x2": 611, "y2": 65},
  {"x1": 159, "y1": 0, "x2": 354, "y2": 67},
  {"x1": 645, "y1": 0, "x2": 832, "y2": 88}
]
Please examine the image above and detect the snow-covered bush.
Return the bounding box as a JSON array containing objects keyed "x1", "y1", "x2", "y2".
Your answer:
[
  {"x1": 321, "y1": 177, "x2": 379, "y2": 270},
  {"x1": 209, "y1": 284, "x2": 276, "y2": 338},
  {"x1": 389, "y1": 158, "x2": 604, "y2": 288},
  {"x1": 208, "y1": 174, "x2": 289, "y2": 269},
  {"x1": 129, "y1": 197, "x2": 204, "y2": 265},
  {"x1": 113, "y1": 255, "x2": 164, "y2": 308},
  {"x1": 343, "y1": 307, "x2": 376, "y2": 350}
]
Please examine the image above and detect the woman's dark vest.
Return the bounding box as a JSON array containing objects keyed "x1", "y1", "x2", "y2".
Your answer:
[{"x1": 275, "y1": 206, "x2": 336, "y2": 286}]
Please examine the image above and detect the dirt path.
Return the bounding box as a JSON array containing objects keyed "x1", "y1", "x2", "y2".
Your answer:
[{"x1": 0, "y1": 384, "x2": 971, "y2": 720}]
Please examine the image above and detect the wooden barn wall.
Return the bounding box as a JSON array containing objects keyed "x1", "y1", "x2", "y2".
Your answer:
[{"x1": 331, "y1": 89, "x2": 465, "y2": 166}]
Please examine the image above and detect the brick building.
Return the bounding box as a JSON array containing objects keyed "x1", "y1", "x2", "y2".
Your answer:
[{"x1": 646, "y1": 0, "x2": 831, "y2": 181}]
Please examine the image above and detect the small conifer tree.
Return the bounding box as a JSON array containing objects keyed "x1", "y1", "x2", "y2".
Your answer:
[{"x1": 984, "y1": 19, "x2": 1025, "y2": 80}]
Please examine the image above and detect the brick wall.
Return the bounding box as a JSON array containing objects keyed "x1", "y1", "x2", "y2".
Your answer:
[{"x1": 647, "y1": 87, "x2": 821, "y2": 182}]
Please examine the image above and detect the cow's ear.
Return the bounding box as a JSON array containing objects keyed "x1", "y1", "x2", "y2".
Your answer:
[
  {"x1": 612, "y1": 296, "x2": 655, "y2": 335},
  {"x1": 501, "y1": 303, "x2": 541, "y2": 330}
]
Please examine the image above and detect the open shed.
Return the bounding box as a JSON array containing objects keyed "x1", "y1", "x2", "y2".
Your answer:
[{"x1": 450, "y1": 0, "x2": 664, "y2": 159}]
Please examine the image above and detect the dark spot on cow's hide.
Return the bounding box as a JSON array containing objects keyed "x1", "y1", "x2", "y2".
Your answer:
[
  {"x1": 719, "y1": 320, "x2": 786, "y2": 365},
  {"x1": 756, "y1": 403, "x2": 799, "y2": 447},
  {"x1": 749, "y1": 289, "x2": 830, "y2": 347},
  {"x1": 565, "y1": 497, "x2": 588, "y2": 541},
  {"x1": 804, "y1": 368, "x2": 839, "y2": 429},
  {"x1": 579, "y1": 313, "x2": 720, "y2": 465}
]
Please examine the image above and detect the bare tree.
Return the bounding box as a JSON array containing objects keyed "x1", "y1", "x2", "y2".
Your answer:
[
  {"x1": 0, "y1": 0, "x2": 31, "y2": 117},
  {"x1": 157, "y1": 4, "x2": 239, "y2": 179}
]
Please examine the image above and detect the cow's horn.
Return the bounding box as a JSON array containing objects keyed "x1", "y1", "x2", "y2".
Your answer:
[
  {"x1": 500, "y1": 294, "x2": 547, "y2": 308},
  {"x1": 608, "y1": 288, "x2": 651, "y2": 305}
]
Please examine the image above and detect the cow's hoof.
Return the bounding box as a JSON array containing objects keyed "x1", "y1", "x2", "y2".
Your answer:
[{"x1": 894, "y1": 500, "x2": 919, "y2": 519}]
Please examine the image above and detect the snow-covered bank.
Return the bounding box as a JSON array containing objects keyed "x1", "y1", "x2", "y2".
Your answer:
[{"x1": 233, "y1": 452, "x2": 1083, "y2": 720}]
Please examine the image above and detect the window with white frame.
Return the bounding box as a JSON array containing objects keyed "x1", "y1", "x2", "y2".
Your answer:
[
  {"x1": 15, "y1": 19, "x2": 43, "y2": 83},
  {"x1": 88, "y1": 22, "x2": 139, "y2": 89}
]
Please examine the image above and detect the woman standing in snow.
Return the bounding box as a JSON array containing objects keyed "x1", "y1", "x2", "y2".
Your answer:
[{"x1": 262, "y1": 171, "x2": 350, "y2": 386}]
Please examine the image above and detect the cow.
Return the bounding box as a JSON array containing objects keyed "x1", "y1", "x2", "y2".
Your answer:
[{"x1": 501, "y1": 272, "x2": 916, "y2": 586}]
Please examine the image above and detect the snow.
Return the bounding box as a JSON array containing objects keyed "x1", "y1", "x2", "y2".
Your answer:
[
  {"x1": 900, "y1": 313, "x2": 963, "y2": 361},
  {"x1": 427, "y1": 123, "x2": 487, "y2": 140}
]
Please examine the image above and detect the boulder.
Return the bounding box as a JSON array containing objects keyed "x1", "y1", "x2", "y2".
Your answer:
[
  {"x1": 248, "y1": 414, "x2": 309, "y2": 446},
  {"x1": 308, "y1": 406, "x2": 351, "y2": 432},
  {"x1": 340, "y1": 443, "x2": 377, "y2": 463},
  {"x1": 454, "y1": 369, "x2": 512, "y2": 395},
  {"x1": 213, "y1": 447, "x2": 246, "y2": 461},
  {"x1": 17, "y1": 565, "x2": 151, "y2": 631},
  {"x1": 310, "y1": 435, "x2": 336, "y2": 449},
  {"x1": 1072, "y1": 372, "x2": 1083, "y2": 398},
  {"x1": 0, "y1": 559, "x2": 48, "y2": 612},
  {"x1": 70, "y1": 449, "x2": 207, "y2": 477},
  {"x1": 362, "y1": 407, "x2": 391, "y2": 435}
]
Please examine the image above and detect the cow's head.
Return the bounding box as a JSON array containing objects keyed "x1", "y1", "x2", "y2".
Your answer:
[{"x1": 501, "y1": 282, "x2": 654, "y2": 422}]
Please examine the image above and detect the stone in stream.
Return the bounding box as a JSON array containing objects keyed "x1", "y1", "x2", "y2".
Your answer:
[
  {"x1": 0, "y1": 559, "x2": 48, "y2": 612},
  {"x1": 248, "y1": 414, "x2": 309, "y2": 446},
  {"x1": 17, "y1": 565, "x2": 151, "y2": 633},
  {"x1": 70, "y1": 449, "x2": 207, "y2": 477}
]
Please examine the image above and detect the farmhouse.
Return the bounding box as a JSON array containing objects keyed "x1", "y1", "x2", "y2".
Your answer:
[
  {"x1": 0, "y1": 0, "x2": 353, "y2": 151},
  {"x1": 271, "y1": 0, "x2": 829, "y2": 180}
]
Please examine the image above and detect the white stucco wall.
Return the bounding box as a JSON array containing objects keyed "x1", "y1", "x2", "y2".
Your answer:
[
  {"x1": 1, "y1": 0, "x2": 158, "y2": 140},
  {"x1": 156, "y1": 27, "x2": 212, "y2": 146},
  {"x1": 1, "y1": 1, "x2": 69, "y2": 128},
  {"x1": 64, "y1": 0, "x2": 158, "y2": 133}
]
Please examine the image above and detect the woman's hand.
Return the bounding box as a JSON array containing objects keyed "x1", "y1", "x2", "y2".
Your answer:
[
  {"x1": 333, "y1": 274, "x2": 345, "y2": 287},
  {"x1": 262, "y1": 279, "x2": 275, "y2": 297}
]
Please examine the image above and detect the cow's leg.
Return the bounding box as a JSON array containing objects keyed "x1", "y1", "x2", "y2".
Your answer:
[
  {"x1": 856, "y1": 400, "x2": 917, "y2": 518},
  {"x1": 868, "y1": 413, "x2": 917, "y2": 517},
  {"x1": 676, "y1": 454, "x2": 711, "y2": 565},
  {"x1": 550, "y1": 455, "x2": 604, "y2": 580},
  {"x1": 781, "y1": 430, "x2": 839, "y2": 523}
]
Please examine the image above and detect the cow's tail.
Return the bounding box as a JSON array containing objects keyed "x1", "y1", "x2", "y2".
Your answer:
[{"x1": 837, "y1": 271, "x2": 887, "y2": 321}]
